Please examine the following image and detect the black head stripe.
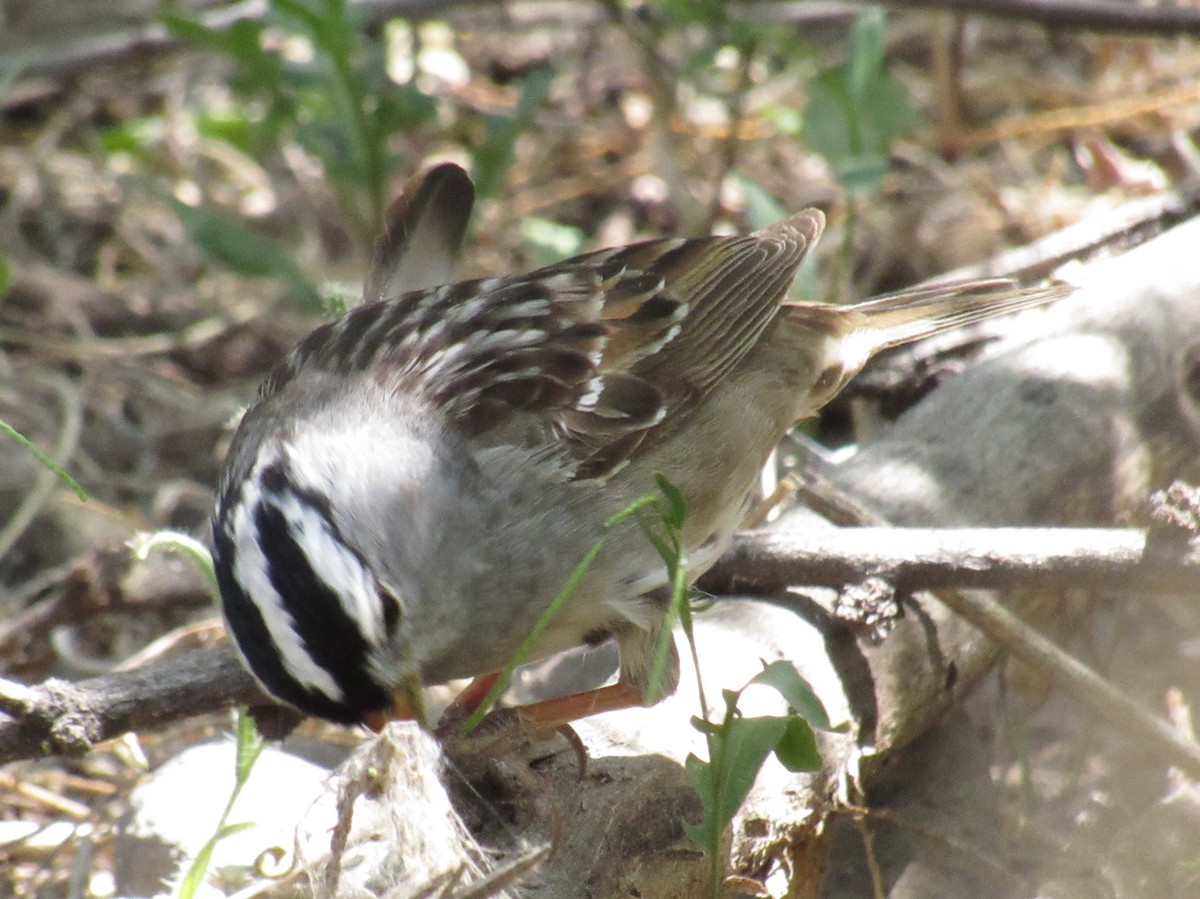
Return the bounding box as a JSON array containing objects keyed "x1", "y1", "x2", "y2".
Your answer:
[
  {"x1": 213, "y1": 519, "x2": 359, "y2": 723},
  {"x1": 251, "y1": 496, "x2": 391, "y2": 719},
  {"x1": 211, "y1": 468, "x2": 392, "y2": 725}
]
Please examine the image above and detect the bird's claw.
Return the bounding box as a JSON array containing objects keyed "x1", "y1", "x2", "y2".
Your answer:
[{"x1": 437, "y1": 706, "x2": 589, "y2": 779}]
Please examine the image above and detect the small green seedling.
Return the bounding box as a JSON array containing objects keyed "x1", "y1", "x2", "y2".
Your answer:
[{"x1": 175, "y1": 710, "x2": 266, "y2": 899}]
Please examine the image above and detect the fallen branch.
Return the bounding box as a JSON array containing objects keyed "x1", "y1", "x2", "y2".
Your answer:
[
  {"x1": 881, "y1": 0, "x2": 1200, "y2": 36},
  {"x1": 3, "y1": 521, "x2": 1199, "y2": 766},
  {"x1": 0, "y1": 644, "x2": 269, "y2": 764},
  {"x1": 703, "y1": 523, "x2": 1200, "y2": 780},
  {"x1": 701, "y1": 525, "x2": 1200, "y2": 595}
]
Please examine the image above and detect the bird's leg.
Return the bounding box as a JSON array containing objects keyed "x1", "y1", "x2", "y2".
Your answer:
[
  {"x1": 445, "y1": 682, "x2": 645, "y2": 779},
  {"x1": 449, "y1": 624, "x2": 680, "y2": 766},
  {"x1": 508, "y1": 681, "x2": 647, "y2": 730},
  {"x1": 439, "y1": 670, "x2": 504, "y2": 724}
]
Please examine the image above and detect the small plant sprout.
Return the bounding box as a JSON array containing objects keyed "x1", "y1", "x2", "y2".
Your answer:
[{"x1": 175, "y1": 710, "x2": 267, "y2": 899}]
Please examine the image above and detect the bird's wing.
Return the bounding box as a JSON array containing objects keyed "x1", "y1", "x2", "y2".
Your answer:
[{"x1": 263, "y1": 211, "x2": 824, "y2": 482}]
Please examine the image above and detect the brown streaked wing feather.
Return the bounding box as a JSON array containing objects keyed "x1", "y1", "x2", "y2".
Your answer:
[
  {"x1": 635, "y1": 211, "x2": 822, "y2": 391},
  {"x1": 569, "y1": 210, "x2": 825, "y2": 477},
  {"x1": 262, "y1": 211, "x2": 826, "y2": 483}
]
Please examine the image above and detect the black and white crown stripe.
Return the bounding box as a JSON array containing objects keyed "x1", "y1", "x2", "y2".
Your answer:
[{"x1": 214, "y1": 455, "x2": 397, "y2": 722}]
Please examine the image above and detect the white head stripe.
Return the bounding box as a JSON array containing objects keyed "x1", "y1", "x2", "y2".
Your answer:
[{"x1": 271, "y1": 490, "x2": 385, "y2": 646}]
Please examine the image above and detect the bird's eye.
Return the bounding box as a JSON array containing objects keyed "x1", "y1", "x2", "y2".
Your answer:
[{"x1": 379, "y1": 586, "x2": 402, "y2": 636}]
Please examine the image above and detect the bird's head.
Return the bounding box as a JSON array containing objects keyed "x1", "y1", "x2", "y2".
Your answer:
[{"x1": 212, "y1": 448, "x2": 424, "y2": 730}]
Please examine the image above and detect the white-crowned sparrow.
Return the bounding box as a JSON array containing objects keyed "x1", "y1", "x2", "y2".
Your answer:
[{"x1": 212, "y1": 163, "x2": 1066, "y2": 733}]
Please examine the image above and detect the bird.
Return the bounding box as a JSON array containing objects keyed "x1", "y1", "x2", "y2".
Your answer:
[{"x1": 211, "y1": 162, "x2": 1067, "y2": 736}]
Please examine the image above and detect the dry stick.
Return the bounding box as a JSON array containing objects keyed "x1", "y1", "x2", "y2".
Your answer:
[
  {"x1": 2, "y1": 0, "x2": 478, "y2": 82},
  {"x1": 703, "y1": 527, "x2": 1200, "y2": 594},
  {"x1": 926, "y1": 577, "x2": 1200, "y2": 780},
  {"x1": 934, "y1": 183, "x2": 1200, "y2": 285},
  {"x1": 9, "y1": 0, "x2": 1200, "y2": 91},
  {"x1": 702, "y1": 526, "x2": 1200, "y2": 780},
  {"x1": 0, "y1": 644, "x2": 268, "y2": 764},
  {"x1": 879, "y1": 0, "x2": 1200, "y2": 36},
  {"x1": 952, "y1": 80, "x2": 1200, "y2": 151}
]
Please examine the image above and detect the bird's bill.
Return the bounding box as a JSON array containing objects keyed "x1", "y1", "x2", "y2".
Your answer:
[{"x1": 362, "y1": 674, "x2": 426, "y2": 732}]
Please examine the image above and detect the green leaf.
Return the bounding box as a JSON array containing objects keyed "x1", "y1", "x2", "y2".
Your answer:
[
  {"x1": 376, "y1": 83, "x2": 437, "y2": 131},
  {"x1": 161, "y1": 14, "x2": 233, "y2": 53},
  {"x1": 684, "y1": 751, "x2": 713, "y2": 796},
  {"x1": 803, "y1": 9, "x2": 917, "y2": 196},
  {"x1": 195, "y1": 111, "x2": 257, "y2": 155},
  {"x1": 271, "y1": 0, "x2": 327, "y2": 35},
  {"x1": 654, "y1": 473, "x2": 687, "y2": 531},
  {"x1": 733, "y1": 174, "x2": 789, "y2": 233},
  {"x1": 472, "y1": 66, "x2": 554, "y2": 199},
  {"x1": 604, "y1": 492, "x2": 658, "y2": 527},
  {"x1": 682, "y1": 752, "x2": 715, "y2": 848},
  {"x1": 747, "y1": 660, "x2": 831, "y2": 730},
  {"x1": 805, "y1": 71, "x2": 855, "y2": 157},
  {"x1": 681, "y1": 818, "x2": 707, "y2": 849},
  {"x1": 164, "y1": 16, "x2": 277, "y2": 90},
  {"x1": 775, "y1": 716, "x2": 822, "y2": 772},
  {"x1": 520, "y1": 217, "x2": 585, "y2": 268},
  {"x1": 636, "y1": 517, "x2": 675, "y2": 568},
  {"x1": 846, "y1": 7, "x2": 885, "y2": 98},
  {"x1": 712, "y1": 716, "x2": 788, "y2": 828},
  {"x1": 172, "y1": 200, "x2": 324, "y2": 312},
  {"x1": 214, "y1": 821, "x2": 256, "y2": 839},
  {"x1": 235, "y1": 710, "x2": 265, "y2": 783}
]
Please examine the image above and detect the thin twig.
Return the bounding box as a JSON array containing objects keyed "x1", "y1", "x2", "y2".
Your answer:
[
  {"x1": 929, "y1": 582, "x2": 1200, "y2": 779},
  {"x1": 0, "y1": 0, "x2": 483, "y2": 83}
]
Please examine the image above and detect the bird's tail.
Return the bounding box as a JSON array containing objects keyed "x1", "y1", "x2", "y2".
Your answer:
[{"x1": 848, "y1": 278, "x2": 1073, "y2": 353}]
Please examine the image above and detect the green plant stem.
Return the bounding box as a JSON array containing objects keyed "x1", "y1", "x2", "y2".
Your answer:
[
  {"x1": 318, "y1": 0, "x2": 385, "y2": 237},
  {"x1": 679, "y1": 590, "x2": 708, "y2": 723},
  {"x1": 176, "y1": 711, "x2": 264, "y2": 899},
  {"x1": 0, "y1": 419, "x2": 88, "y2": 500},
  {"x1": 461, "y1": 538, "x2": 607, "y2": 734}
]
